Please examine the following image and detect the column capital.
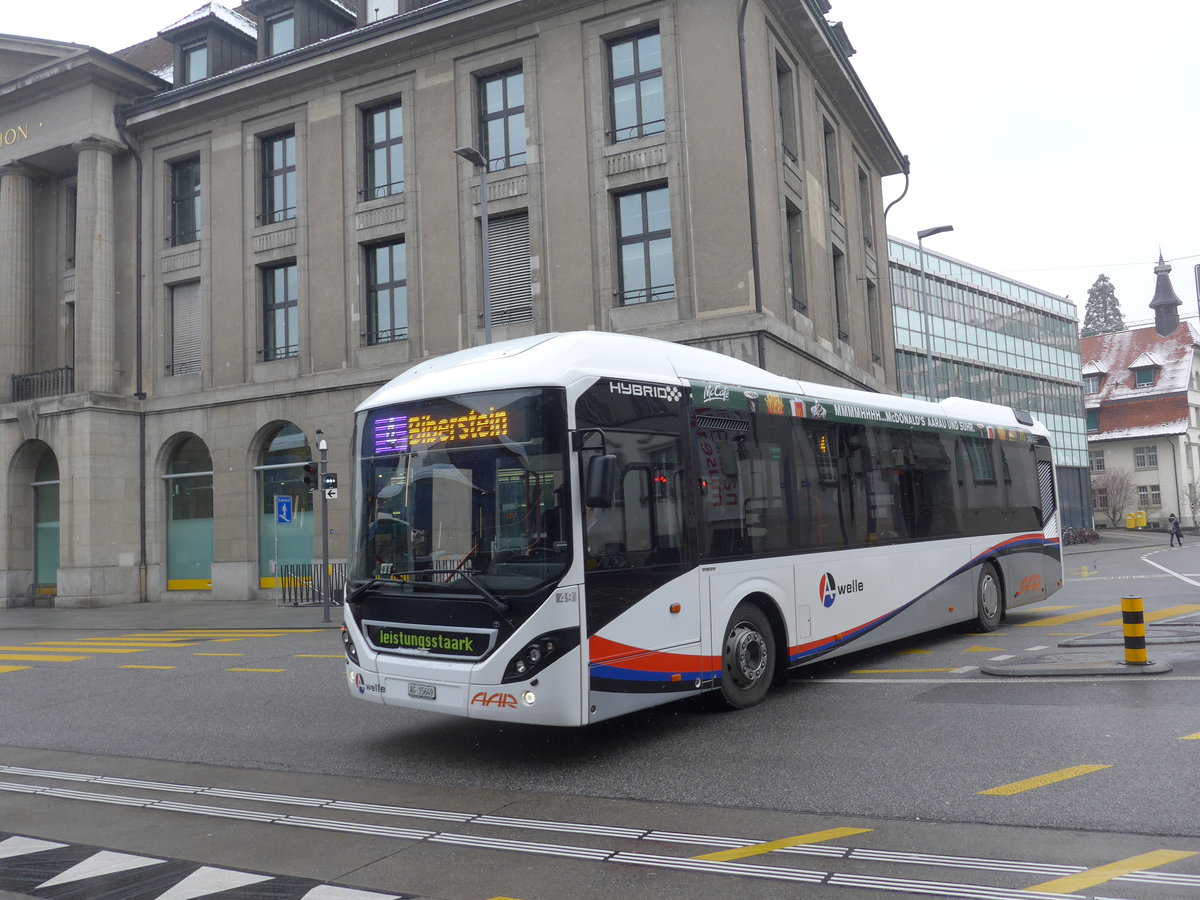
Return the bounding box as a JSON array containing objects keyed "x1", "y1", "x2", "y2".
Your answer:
[
  {"x1": 71, "y1": 137, "x2": 124, "y2": 157},
  {"x1": 0, "y1": 162, "x2": 39, "y2": 180}
]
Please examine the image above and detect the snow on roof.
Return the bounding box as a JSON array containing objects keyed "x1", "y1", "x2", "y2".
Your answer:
[
  {"x1": 1081, "y1": 359, "x2": 1107, "y2": 376},
  {"x1": 161, "y1": 3, "x2": 258, "y2": 41},
  {"x1": 1079, "y1": 322, "x2": 1200, "y2": 405}
]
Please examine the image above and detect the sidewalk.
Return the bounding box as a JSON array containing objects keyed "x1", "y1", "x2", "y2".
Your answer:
[{"x1": 0, "y1": 598, "x2": 342, "y2": 631}]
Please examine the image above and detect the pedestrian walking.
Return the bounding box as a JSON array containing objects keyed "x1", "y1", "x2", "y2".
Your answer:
[{"x1": 1168, "y1": 513, "x2": 1184, "y2": 547}]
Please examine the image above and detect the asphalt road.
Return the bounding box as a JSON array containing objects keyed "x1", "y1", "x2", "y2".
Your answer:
[{"x1": 2, "y1": 529, "x2": 1199, "y2": 899}]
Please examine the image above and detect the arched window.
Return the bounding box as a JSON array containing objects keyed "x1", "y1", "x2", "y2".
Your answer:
[
  {"x1": 165, "y1": 436, "x2": 213, "y2": 589},
  {"x1": 32, "y1": 450, "x2": 60, "y2": 592},
  {"x1": 255, "y1": 424, "x2": 314, "y2": 585}
]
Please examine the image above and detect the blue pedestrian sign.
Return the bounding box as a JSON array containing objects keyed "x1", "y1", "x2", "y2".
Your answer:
[{"x1": 275, "y1": 495, "x2": 293, "y2": 525}]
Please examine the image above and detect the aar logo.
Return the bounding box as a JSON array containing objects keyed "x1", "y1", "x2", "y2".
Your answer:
[{"x1": 819, "y1": 572, "x2": 865, "y2": 608}]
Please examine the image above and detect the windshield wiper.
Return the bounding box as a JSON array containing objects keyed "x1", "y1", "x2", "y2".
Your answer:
[
  {"x1": 457, "y1": 571, "x2": 515, "y2": 626},
  {"x1": 345, "y1": 578, "x2": 411, "y2": 604}
]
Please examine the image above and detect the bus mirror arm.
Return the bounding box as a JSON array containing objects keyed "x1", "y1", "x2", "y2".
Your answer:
[{"x1": 585, "y1": 454, "x2": 617, "y2": 508}]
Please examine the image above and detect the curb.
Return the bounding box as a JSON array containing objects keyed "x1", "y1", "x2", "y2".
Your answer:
[{"x1": 981, "y1": 658, "x2": 1173, "y2": 677}]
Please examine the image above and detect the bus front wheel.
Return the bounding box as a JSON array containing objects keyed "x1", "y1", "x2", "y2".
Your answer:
[
  {"x1": 974, "y1": 562, "x2": 1003, "y2": 632},
  {"x1": 717, "y1": 602, "x2": 776, "y2": 709}
]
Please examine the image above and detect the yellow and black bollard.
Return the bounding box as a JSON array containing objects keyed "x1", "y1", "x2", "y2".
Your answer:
[{"x1": 1121, "y1": 596, "x2": 1149, "y2": 666}]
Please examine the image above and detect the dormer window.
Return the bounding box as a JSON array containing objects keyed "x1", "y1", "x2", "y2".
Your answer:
[
  {"x1": 1134, "y1": 367, "x2": 1156, "y2": 388},
  {"x1": 1083, "y1": 374, "x2": 1102, "y2": 394},
  {"x1": 182, "y1": 43, "x2": 208, "y2": 83},
  {"x1": 267, "y1": 14, "x2": 295, "y2": 54}
]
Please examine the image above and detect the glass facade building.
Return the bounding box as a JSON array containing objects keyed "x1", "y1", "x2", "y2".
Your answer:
[{"x1": 888, "y1": 238, "x2": 1091, "y2": 527}]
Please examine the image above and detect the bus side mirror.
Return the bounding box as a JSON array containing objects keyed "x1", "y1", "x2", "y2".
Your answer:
[{"x1": 586, "y1": 455, "x2": 617, "y2": 508}]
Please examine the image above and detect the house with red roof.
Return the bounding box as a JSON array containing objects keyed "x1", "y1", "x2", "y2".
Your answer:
[{"x1": 1081, "y1": 256, "x2": 1200, "y2": 529}]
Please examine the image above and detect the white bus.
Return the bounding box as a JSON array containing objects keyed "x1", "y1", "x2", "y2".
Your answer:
[{"x1": 341, "y1": 332, "x2": 1061, "y2": 725}]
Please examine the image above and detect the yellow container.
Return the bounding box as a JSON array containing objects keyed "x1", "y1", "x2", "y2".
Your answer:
[
  {"x1": 1126, "y1": 513, "x2": 1136, "y2": 529},
  {"x1": 1136, "y1": 510, "x2": 1147, "y2": 528}
]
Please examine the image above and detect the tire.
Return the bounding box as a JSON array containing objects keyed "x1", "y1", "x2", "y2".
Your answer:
[
  {"x1": 974, "y1": 562, "x2": 1003, "y2": 632},
  {"x1": 717, "y1": 602, "x2": 776, "y2": 709}
]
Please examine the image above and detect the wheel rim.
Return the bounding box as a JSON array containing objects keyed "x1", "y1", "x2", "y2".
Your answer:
[
  {"x1": 726, "y1": 621, "x2": 768, "y2": 689},
  {"x1": 980, "y1": 571, "x2": 1000, "y2": 622}
]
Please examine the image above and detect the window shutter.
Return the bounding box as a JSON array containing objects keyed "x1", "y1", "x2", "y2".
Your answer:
[
  {"x1": 487, "y1": 213, "x2": 533, "y2": 325},
  {"x1": 172, "y1": 282, "x2": 202, "y2": 375}
]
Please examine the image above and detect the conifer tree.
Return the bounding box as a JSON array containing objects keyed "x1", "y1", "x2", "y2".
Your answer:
[{"x1": 1080, "y1": 274, "x2": 1125, "y2": 336}]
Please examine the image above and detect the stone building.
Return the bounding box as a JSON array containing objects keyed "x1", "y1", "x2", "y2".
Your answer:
[{"x1": 0, "y1": 0, "x2": 904, "y2": 606}]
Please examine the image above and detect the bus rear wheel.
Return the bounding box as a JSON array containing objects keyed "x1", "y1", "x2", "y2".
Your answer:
[
  {"x1": 974, "y1": 562, "x2": 1003, "y2": 632},
  {"x1": 717, "y1": 602, "x2": 776, "y2": 709}
]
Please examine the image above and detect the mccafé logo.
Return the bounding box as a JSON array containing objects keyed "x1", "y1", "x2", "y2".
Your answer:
[
  {"x1": 471, "y1": 692, "x2": 518, "y2": 708},
  {"x1": 819, "y1": 572, "x2": 864, "y2": 608}
]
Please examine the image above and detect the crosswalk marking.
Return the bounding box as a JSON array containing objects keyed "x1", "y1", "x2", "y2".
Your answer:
[
  {"x1": 1016, "y1": 605, "x2": 1122, "y2": 627},
  {"x1": 1098, "y1": 604, "x2": 1200, "y2": 626},
  {"x1": 0, "y1": 652, "x2": 87, "y2": 662},
  {"x1": 6, "y1": 645, "x2": 147, "y2": 654},
  {"x1": 38, "y1": 849, "x2": 166, "y2": 888}
]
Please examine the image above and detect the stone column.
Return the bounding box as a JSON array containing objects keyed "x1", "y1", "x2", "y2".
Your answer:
[
  {"x1": 0, "y1": 165, "x2": 35, "y2": 398},
  {"x1": 73, "y1": 139, "x2": 121, "y2": 394}
]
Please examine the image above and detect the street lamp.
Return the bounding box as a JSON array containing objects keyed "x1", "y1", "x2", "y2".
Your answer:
[
  {"x1": 316, "y1": 434, "x2": 330, "y2": 623},
  {"x1": 916, "y1": 224, "x2": 953, "y2": 401},
  {"x1": 454, "y1": 145, "x2": 492, "y2": 344}
]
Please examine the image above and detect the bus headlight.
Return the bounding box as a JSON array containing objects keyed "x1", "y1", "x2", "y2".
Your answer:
[
  {"x1": 502, "y1": 628, "x2": 579, "y2": 683},
  {"x1": 340, "y1": 625, "x2": 359, "y2": 665}
]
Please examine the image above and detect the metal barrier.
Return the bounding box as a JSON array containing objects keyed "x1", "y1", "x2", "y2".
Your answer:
[{"x1": 277, "y1": 563, "x2": 347, "y2": 607}]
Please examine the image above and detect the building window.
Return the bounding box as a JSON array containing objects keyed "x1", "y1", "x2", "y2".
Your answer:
[
  {"x1": 1134, "y1": 367, "x2": 1156, "y2": 387},
  {"x1": 182, "y1": 43, "x2": 207, "y2": 84},
  {"x1": 776, "y1": 55, "x2": 798, "y2": 160},
  {"x1": 616, "y1": 185, "x2": 673, "y2": 305},
  {"x1": 609, "y1": 29, "x2": 664, "y2": 142},
  {"x1": 1137, "y1": 484, "x2": 1161, "y2": 509},
  {"x1": 263, "y1": 262, "x2": 298, "y2": 361},
  {"x1": 479, "y1": 68, "x2": 526, "y2": 171},
  {"x1": 832, "y1": 245, "x2": 849, "y2": 342},
  {"x1": 1083, "y1": 373, "x2": 1102, "y2": 393},
  {"x1": 169, "y1": 157, "x2": 201, "y2": 246},
  {"x1": 64, "y1": 183, "x2": 77, "y2": 270},
  {"x1": 256, "y1": 424, "x2": 313, "y2": 585},
  {"x1": 261, "y1": 131, "x2": 297, "y2": 224},
  {"x1": 1134, "y1": 445, "x2": 1158, "y2": 469},
  {"x1": 164, "y1": 436, "x2": 213, "y2": 590},
  {"x1": 487, "y1": 212, "x2": 533, "y2": 325},
  {"x1": 267, "y1": 14, "x2": 295, "y2": 55},
  {"x1": 1089, "y1": 449, "x2": 1105, "y2": 472},
  {"x1": 364, "y1": 101, "x2": 404, "y2": 199},
  {"x1": 1092, "y1": 487, "x2": 1108, "y2": 510},
  {"x1": 857, "y1": 164, "x2": 874, "y2": 248},
  {"x1": 169, "y1": 281, "x2": 202, "y2": 375},
  {"x1": 1086, "y1": 409, "x2": 1098, "y2": 432},
  {"x1": 785, "y1": 202, "x2": 806, "y2": 314},
  {"x1": 822, "y1": 116, "x2": 841, "y2": 209},
  {"x1": 866, "y1": 280, "x2": 882, "y2": 363},
  {"x1": 365, "y1": 240, "x2": 407, "y2": 344}
]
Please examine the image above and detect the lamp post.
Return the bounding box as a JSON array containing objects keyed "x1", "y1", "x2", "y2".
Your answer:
[
  {"x1": 316, "y1": 433, "x2": 331, "y2": 623},
  {"x1": 454, "y1": 145, "x2": 492, "y2": 344},
  {"x1": 916, "y1": 224, "x2": 953, "y2": 401}
]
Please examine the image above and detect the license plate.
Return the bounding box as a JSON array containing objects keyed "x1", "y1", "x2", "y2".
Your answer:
[{"x1": 408, "y1": 682, "x2": 436, "y2": 700}]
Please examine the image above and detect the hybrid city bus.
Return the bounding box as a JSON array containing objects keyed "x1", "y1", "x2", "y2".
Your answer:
[{"x1": 340, "y1": 332, "x2": 1061, "y2": 725}]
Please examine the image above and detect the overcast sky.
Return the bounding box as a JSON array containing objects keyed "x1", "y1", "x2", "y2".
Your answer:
[{"x1": 6, "y1": 0, "x2": 1198, "y2": 326}]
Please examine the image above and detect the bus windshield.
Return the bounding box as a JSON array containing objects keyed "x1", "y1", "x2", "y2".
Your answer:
[{"x1": 350, "y1": 387, "x2": 570, "y2": 595}]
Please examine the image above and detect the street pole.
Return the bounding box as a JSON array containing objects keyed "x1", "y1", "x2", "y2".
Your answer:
[
  {"x1": 454, "y1": 145, "x2": 491, "y2": 344},
  {"x1": 916, "y1": 225, "x2": 953, "y2": 401},
  {"x1": 317, "y1": 434, "x2": 330, "y2": 623}
]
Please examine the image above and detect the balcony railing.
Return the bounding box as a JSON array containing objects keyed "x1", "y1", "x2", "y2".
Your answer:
[{"x1": 12, "y1": 366, "x2": 74, "y2": 401}]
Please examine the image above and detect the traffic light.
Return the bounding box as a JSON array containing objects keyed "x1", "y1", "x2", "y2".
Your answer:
[{"x1": 303, "y1": 462, "x2": 317, "y2": 491}]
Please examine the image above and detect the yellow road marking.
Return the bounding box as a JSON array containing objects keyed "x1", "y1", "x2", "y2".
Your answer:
[
  {"x1": 0, "y1": 653, "x2": 88, "y2": 662},
  {"x1": 162, "y1": 630, "x2": 317, "y2": 636},
  {"x1": 55, "y1": 640, "x2": 199, "y2": 647},
  {"x1": 1025, "y1": 849, "x2": 1197, "y2": 893},
  {"x1": 120, "y1": 665, "x2": 177, "y2": 670},
  {"x1": 1181, "y1": 732, "x2": 1200, "y2": 740},
  {"x1": 850, "y1": 668, "x2": 958, "y2": 674},
  {"x1": 897, "y1": 648, "x2": 932, "y2": 655},
  {"x1": 1099, "y1": 604, "x2": 1200, "y2": 626},
  {"x1": 693, "y1": 827, "x2": 873, "y2": 862},
  {"x1": 965, "y1": 645, "x2": 1006, "y2": 652},
  {"x1": 0, "y1": 665, "x2": 30, "y2": 673},
  {"x1": 979, "y1": 765, "x2": 1110, "y2": 796},
  {"x1": 5, "y1": 645, "x2": 147, "y2": 654},
  {"x1": 1017, "y1": 606, "x2": 1121, "y2": 627},
  {"x1": 227, "y1": 667, "x2": 287, "y2": 673},
  {"x1": 1029, "y1": 605, "x2": 1075, "y2": 611},
  {"x1": 294, "y1": 654, "x2": 343, "y2": 659}
]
